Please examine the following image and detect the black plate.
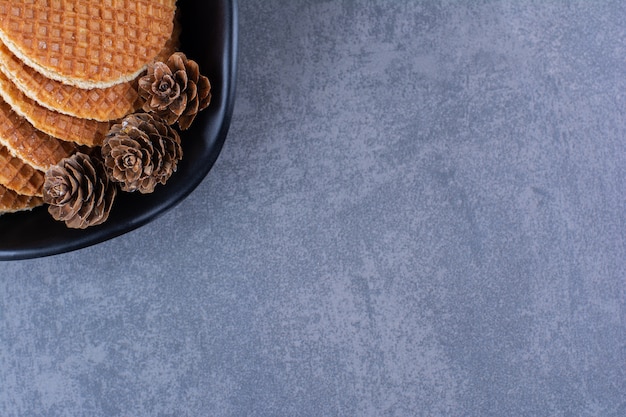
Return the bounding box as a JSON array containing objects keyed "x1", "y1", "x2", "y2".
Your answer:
[{"x1": 0, "y1": 0, "x2": 238, "y2": 260}]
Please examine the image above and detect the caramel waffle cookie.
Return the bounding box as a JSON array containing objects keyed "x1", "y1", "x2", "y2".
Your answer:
[
  {"x1": 0, "y1": 184, "x2": 43, "y2": 214},
  {"x1": 0, "y1": 0, "x2": 177, "y2": 88},
  {"x1": 0, "y1": 98, "x2": 76, "y2": 172},
  {"x1": 0, "y1": 143, "x2": 44, "y2": 196},
  {"x1": 0, "y1": 20, "x2": 180, "y2": 121},
  {"x1": 0, "y1": 69, "x2": 111, "y2": 146}
]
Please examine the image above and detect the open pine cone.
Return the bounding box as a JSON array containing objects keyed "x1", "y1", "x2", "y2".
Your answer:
[
  {"x1": 138, "y1": 52, "x2": 211, "y2": 130},
  {"x1": 43, "y1": 152, "x2": 117, "y2": 229},
  {"x1": 102, "y1": 113, "x2": 182, "y2": 194}
]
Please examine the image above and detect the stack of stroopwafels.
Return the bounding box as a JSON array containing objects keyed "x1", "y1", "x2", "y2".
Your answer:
[{"x1": 0, "y1": 0, "x2": 178, "y2": 214}]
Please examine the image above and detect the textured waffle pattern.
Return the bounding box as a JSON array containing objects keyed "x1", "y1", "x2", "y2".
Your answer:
[
  {"x1": 0, "y1": 23, "x2": 180, "y2": 121},
  {"x1": 0, "y1": 99, "x2": 76, "y2": 172},
  {"x1": 0, "y1": 0, "x2": 177, "y2": 88},
  {"x1": 0, "y1": 144, "x2": 44, "y2": 196},
  {"x1": 0, "y1": 40, "x2": 138, "y2": 121},
  {"x1": 0, "y1": 184, "x2": 43, "y2": 214},
  {"x1": 0, "y1": 70, "x2": 110, "y2": 146}
]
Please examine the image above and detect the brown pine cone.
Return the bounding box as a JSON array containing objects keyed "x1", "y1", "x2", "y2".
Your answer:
[
  {"x1": 102, "y1": 113, "x2": 182, "y2": 194},
  {"x1": 138, "y1": 52, "x2": 211, "y2": 130},
  {"x1": 43, "y1": 152, "x2": 117, "y2": 229}
]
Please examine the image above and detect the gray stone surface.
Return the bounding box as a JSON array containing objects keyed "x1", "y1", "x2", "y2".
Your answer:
[{"x1": 1, "y1": 1, "x2": 625, "y2": 415}]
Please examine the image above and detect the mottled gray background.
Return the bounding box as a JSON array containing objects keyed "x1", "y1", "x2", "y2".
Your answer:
[{"x1": 1, "y1": 1, "x2": 625, "y2": 416}]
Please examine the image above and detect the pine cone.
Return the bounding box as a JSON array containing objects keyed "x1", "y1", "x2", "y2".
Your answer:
[
  {"x1": 102, "y1": 113, "x2": 182, "y2": 194},
  {"x1": 43, "y1": 152, "x2": 117, "y2": 229},
  {"x1": 138, "y1": 52, "x2": 211, "y2": 130}
]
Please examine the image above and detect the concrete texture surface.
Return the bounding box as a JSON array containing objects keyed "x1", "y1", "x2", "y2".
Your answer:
[{"x1": 1, "y1": 1, "x2": 625, "y2": 416}]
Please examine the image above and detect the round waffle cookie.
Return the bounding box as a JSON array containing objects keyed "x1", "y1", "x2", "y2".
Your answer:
[
  {"x1": 0, "y1": 143, "x2": 45, "y2": 196},
  {"x1": 0, "y1": 0, "x2": 177, "y2": 89},
  {"x1": 0, "y1": 183, "x2": 43, "y2": 214},
  {"x1": 0, "y1": 69, "x2": 111, "y2": 146},
  {"x1": 0, "y1": 20, "x2": 180, "y2": 121},
  {"x1": 0, "y1": 40, "x2": 139, "y2": 121},
  {"x1": 0, "y1": 98, "x2": 76, "y2": 172}
]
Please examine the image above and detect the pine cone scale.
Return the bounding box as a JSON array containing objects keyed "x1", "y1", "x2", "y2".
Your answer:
[
  {"x1": 169, "y1": 94, "x2": 187, "y2": 116},
  {"x1": 186, "y1": 81, "x2": 198, "y2": 103}
]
